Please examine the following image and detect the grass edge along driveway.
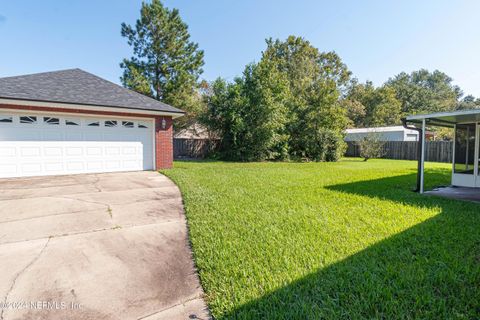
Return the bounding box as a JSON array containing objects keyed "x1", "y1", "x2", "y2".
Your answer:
[{"x1": 162, "y1": 159, "x2": 480, "y2": 319}]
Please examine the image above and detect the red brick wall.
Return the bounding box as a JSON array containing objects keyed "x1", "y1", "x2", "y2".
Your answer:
[
  {"x1": 154, "y1": 116, "x2": 173, "y2": 169},
  {"x1": 0, "y1": 103, "x2": 175, "y2": 170}
]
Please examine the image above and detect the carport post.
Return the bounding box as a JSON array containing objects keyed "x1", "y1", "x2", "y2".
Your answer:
[{"x1": 420, "y1": 119, "x2": 426, "y2": 194}]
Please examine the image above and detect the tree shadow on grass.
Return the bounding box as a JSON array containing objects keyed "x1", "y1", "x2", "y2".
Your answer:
[{"x1": 221, "y1": 169, "x2": 480, "y2": 319}]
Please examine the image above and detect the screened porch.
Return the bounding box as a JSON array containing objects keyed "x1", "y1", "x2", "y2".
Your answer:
[{"x1": 404, "y1": 109, "x2": 480, "y2": 201}]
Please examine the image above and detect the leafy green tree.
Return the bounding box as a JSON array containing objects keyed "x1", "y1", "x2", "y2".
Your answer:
[
  {"x1": 343, "y1": 99, "x2": 366, "y2": 128},
  {"x1": 200, "y1": 77, "x2": 246, "y2": 159},
  {"x1": 368, "y1": 86, "x2": 402, "y2": 126},
  {"x1": 456, "y1": 95, "x2": 480, "y2": 110},
  {"x1": 343, "y1": 81, "x2": 402, "y2": 127},
  {"x1": 342, "y1": 81, "x2": 375, "y2": 127},
  {"x1": 120, "y1": 0, "x2": 204, "y2": 129},
  {"x1": 261, "y1": 36, "x2": 351, "y2": 161},
  {"x1": 203, "y1": 36, "x2": 351, "y2": 162},
  {"x1": 385, "y1": 69, "x2": 462, "y2": 115},
  {"x1": 201, "y1": 60, "x2": 290, "y2": 161},
  {"x1": 240, "y1": 61, "x2": 290, "y2": 160}
]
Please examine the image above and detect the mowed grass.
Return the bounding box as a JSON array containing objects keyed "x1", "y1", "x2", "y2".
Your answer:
[{"x1": 162, "y1": 159, "x2": 480, "y2": 319}]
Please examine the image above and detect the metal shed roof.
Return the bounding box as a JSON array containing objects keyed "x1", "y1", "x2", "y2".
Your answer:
[{"x1": 346, "y1": 126, "x2": 418, "y2": 134}]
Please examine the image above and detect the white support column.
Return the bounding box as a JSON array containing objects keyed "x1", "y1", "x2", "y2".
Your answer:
[
  {"x1": 420, "y1": 119, "x2": 426, "y2": 194},
  {"x1": 475, "y1": 124, "x2": 480, "y2": 187},
  {"x1": 466, "y1": 126, "x2": 470, "y2": 170},
  {"x1": 452, "y1": 124, "x2": 456, "y2": 183}
]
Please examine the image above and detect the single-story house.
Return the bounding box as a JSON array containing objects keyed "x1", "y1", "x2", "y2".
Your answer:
[
  {"x1": 404, "y1": 109, "x2": 480, "y2": 199},
  {"x1": 0, "y1": 69, "x2": 184, "y2": 178},
  {"x1": 345, "y1": 126, "x2": 421, "y2": 142}
]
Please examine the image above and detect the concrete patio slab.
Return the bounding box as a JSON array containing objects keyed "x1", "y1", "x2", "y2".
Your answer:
[
  {"x1": 0, "y1": 171, "x2": 209, "y2": 320},
  {"x1": 426, "y1": 186, "x2": 480, "y2": 203}
]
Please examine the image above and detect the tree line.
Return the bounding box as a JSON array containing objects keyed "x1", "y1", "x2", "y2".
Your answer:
[{"x1": 120, "y1": 0, "x2": 479, "y2": 161}]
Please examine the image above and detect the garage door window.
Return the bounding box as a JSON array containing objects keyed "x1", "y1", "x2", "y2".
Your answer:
[
  {"x1": 122, "y1": 121, "x2": 134, "y2": 128},
  {"x1": 138, "y1": 122, "x2": 148, "y2": 128},
  {"x1": 20, "y1": 116, "x2": 37, "y2": 124},
  {"x1": 0, "y1": 116, "x2": 13, "y2": 123},
  {"x1": 44, "y1": 117, "x2": 60, "y2": 125},
  {"x1": 105, "y1": 120, "x2": 117, "y2": 127},
  {"x1": 87, "y1": 121, "x2": 100, "y2": 127},
  {"x1": 66, "y1": 119, "x2": 80, "y2": 126}
]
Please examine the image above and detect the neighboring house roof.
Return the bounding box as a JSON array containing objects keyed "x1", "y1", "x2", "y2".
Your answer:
[
  {"x1": 345, "y1": 126, "x2": 418, "y2": 134},
  {"x1": 0, "y1": 68, "x2": 184, "y2": 114},
  {"x1": 174, "y1": 123, "x2": 211, "y2": 139}
]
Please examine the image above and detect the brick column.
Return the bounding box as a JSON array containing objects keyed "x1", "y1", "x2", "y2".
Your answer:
[{"x1": 154, "y1": 116, "x2": 173, "y2": 169}]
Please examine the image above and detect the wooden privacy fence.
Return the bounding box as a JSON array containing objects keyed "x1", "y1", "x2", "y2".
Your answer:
[
  {"x1": 345, "y1": 141, "x2": 453, "y2": 163},
  {"x1": 173, "y1": 138, "x2": 219, "y2": 159},
  {"x1": 174, "y1": 139, "x2": 454, "y2": 162}
]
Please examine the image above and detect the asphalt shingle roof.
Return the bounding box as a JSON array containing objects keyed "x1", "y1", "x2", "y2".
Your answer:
[{"x1": 0, "y1": 68, "x2": 184, "y2": 114}]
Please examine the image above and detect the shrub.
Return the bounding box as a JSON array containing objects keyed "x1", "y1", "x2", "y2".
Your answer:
[
  {"x1": 359, "y1": 133, "x2": 386, "y2": 161},
  {"x1": 201, "y1": 36, "x2": 351, "y2": 162}
]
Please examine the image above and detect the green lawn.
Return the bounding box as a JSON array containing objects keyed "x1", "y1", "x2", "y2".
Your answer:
[{"x1": 162, "y1": 159, "x2": 480, "y2": 319}]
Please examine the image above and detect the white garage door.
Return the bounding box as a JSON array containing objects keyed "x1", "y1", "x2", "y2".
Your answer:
[{"x1": 0, "y1": 112, "x2": 154, "y2": 178}]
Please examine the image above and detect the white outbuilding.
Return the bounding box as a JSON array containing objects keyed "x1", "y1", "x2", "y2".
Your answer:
[{"x1": 345, "y1": 126, "x2": 419, "y2": 142}]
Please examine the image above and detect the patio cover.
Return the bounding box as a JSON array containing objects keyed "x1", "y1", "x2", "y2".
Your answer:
[
  {"x1": 403, "y1": 109, "x2": 480, "y2": 194},
  {"x1": 406, "y1": 109, "x2": 480, "y2": 128}
]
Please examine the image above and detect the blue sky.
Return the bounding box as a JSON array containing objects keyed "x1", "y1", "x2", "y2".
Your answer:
[{"x1": 1, "y1": 0, "x2": 480, "y2": 96}]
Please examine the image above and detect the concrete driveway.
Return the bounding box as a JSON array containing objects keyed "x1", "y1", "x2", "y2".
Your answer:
[{"x1": 0, "y1": 172, "x2": 208, "y2": 320}]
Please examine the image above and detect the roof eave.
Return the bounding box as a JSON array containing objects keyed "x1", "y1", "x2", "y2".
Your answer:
[
  {"x1": 0, "y1": 97, "x2": 185, "y2": 119},
  {"x1": 406, "y1": 109, "x2": 480, "y2": 121}
]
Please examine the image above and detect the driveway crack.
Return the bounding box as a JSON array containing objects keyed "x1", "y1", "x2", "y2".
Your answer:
[
  {"x1": 0, "y1": 237, "x2": 51, "y2": 320},
  {"x1": 52, "y1": 196, "x2": 113, "y2": 219},
  {"x1": 92, "y1": 174, "x2": 102, "y2": 193}
]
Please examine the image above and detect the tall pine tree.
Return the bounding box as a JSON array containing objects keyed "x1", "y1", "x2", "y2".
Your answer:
[{"x1": 120, "y1": 0, "x2": 204, "y2": 129}]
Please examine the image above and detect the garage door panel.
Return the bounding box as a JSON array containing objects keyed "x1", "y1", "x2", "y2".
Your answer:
[
  {"x1": 44, "y1": 147, "x2": 63, "y2": 157},
  {"x1": 84, "y1": 132, "x2": 103, "y2": 141},
  {"x1": 44, "y1": 162, "x2": 64, "y2": 172},
  {"x1": 86, "y1": 147, "x2": 102, "y2": 156},
  {"x1": 123, "y1": 160, "x2": 141, "y2": 170},
  {"x1": 106, "y1": 146, "x2": 121, "y2": 155},
  {"x1": 0, "y1": 130, "x2": 40, "y2": 141},
  {"x1": 66, "y1": 147, "x2": 83, "y2": 156},
  {"x1": 0, "y1": 147, "x2": 16, "y2": 157},
  {"x1": 86, "y1": 161, "x2": 103, "y2": 170},
  {"x1": 20, "y1": 147, "x2": 41, "y2": 157},
  {"x1": 122, "y1": 147, "x2": 137, "y2": 155},
  {"x1": 43, "y1": 131, "x2": 64, "y2": 140},
  {"x1": 21, "y1": 163, "x2": 42, "y2": 173},
  {"x1": 103, "y1": 133, "x2": 124, "y2": 142},
  {"x1": 66, "y1": 132, "x2": 83, "y2": 140},
  {"x1": 66, "y1": 162, "x2": 85, "y2": 171},
  {"x1": 0, "y1": 164, "x2": 17, "y2": 176},
  {"x1": 0, "y1": 114, "x2": 154, "y2": 178},
  {"x1": 105, "y1": 160, "x2": 121, "y2": 170}
]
